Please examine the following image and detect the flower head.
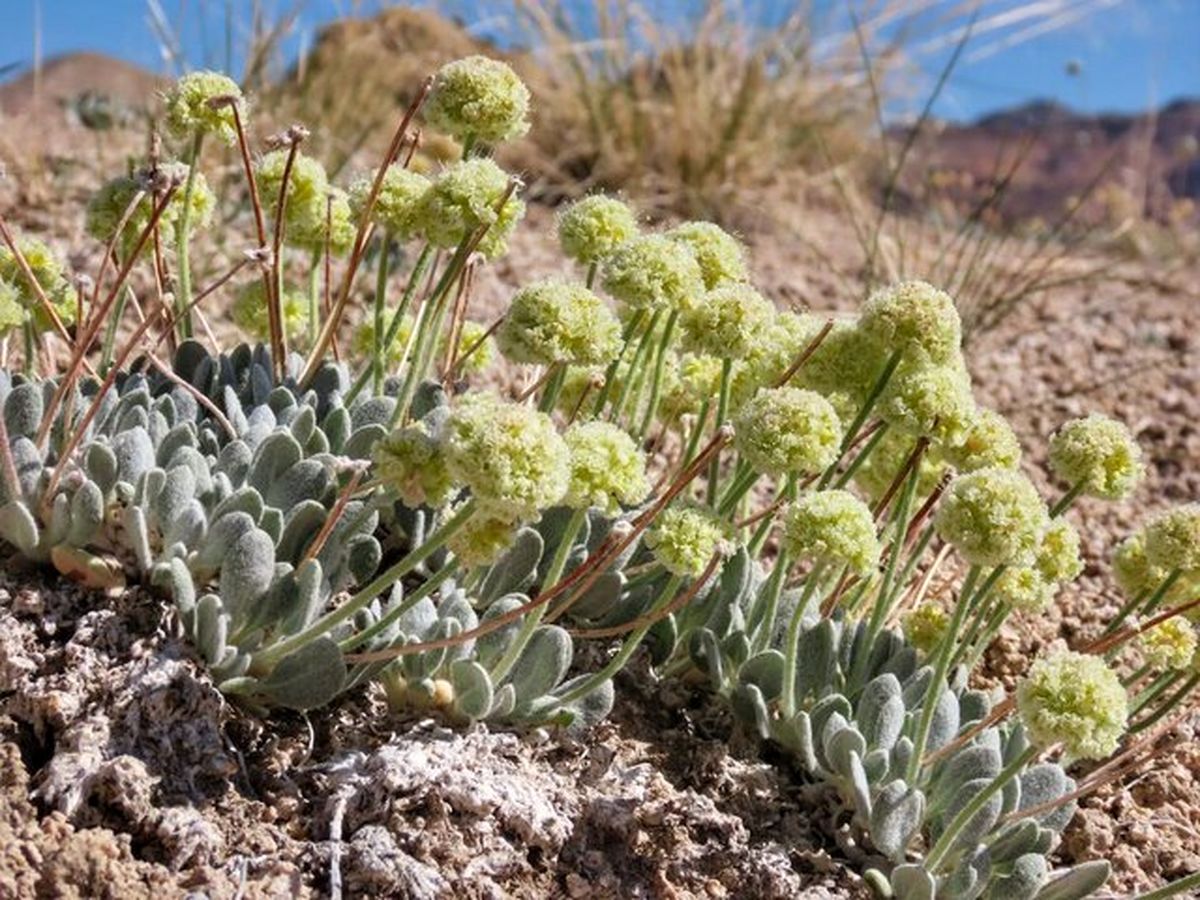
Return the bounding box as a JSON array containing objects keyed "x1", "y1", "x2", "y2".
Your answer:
[
  {"x1": 1143, "y1": 504, "x2": 1200, "y2": 573},
  {"x1": 447, "y1": 508, "x2": 519, "y2": 568},
  {"x1": 374, "y1": 419, "x2": 457, "y2": 509},
  {"x1": 780, "y1": 489, "x2": 880, "y2": 575},
  {"x1": 994, "y1": 566, "x2": 1057, "y2": 615},
  {"x1": 425, "y1": 55, "x2": 531, "y2": 145},
  {"x1": 661, "y1": 353, "x2": 722, "y2": 418},
  {"x1": 796, "y1": 320, "x2": 885, "y2": 404},
  {"x1": 1048, "y1": 414, "x2": 1143, "y2": 500},
  {"x1": 255, "y1": 150, "x2": 353, "y2": 254},
  {"x1": 1036, "y1": 517, "x2": 1084, "y2": 584},
  {"x1": 563, "y1": 422, "x2": 650, "y2": 513},
  {"x1": 351, "y1": 167, "x2": 430, "y2": 241},
  {"x1": 497, "y1": 279, "x2": 621, "y2": 367},
  {"x1": 731, "y1": 310, "x2": 825, "y2": 404},
  {"x1": 944, "y1": 408, "x2": 1022, "y2": 473},
  {"x1": 646, "y1": 505, "x2": 733, "y2": 578},
  {"x1": 904, "y1": 603, "x2": 949, "y2": 656},
  {"x1": 231, "y1": 280, "x2": 308, "y2": 342},
  {"x1": 1017, "y1": 650, "x2": 1127, "y2": 761},
  {"x1": 452, "y1": 319, "x2": 498, "y2": 376},
  {"x1": 418, "y1": 158, "x2": 524, "y2": 259},
  {"x1": 443, "y1": 394, "x2": 569, "y2": 520},
  {"x1": 87, "y1": 166, "x2": 216, "y2": 259},
  {"x1": 0, "y1": 282, "x2": 23, "y2": 337},
  {"x1": 878, "y1": 358, "x2": 976, "y2": 448},
  {"x1": 859, "y1": 280, "x2": 962, "y2": 365},
  {"x1": 734, "y1": 387, "x2": 841, "y2": 478},
  {"x1": 0, "y1": 237, "x2": 75, "y2": 333},
  {"x1": 557, "y1": 195, "x2": 638, "y2": 266},
  {"x1": 1139, "y1": 618, "x2": 1197, "y2": 671},
  {"x1": 681, "y1": 283, "x2": 775, "y2": 360},
  {"x1": 935, "y1": 467, "x2": 1049, "y2": 567},
  {"x1": 1110, "y1": 530, "x2": 1199, "y2": 608},
  {"x1": 667, "y1": 221, "x2": 749, "y2": 289},
  {"x1": 163, "y1": 70, "x2": 243, "y2": 144},
  {"x1": 601, "y1": 234, "x2": 705, "y2": 312}
]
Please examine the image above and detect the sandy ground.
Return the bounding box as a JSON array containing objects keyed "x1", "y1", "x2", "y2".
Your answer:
[{"x1": 1, "y1": 156, "x2": 1199, "y2": 897}]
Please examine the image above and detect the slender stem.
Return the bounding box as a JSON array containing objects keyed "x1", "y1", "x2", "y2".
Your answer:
[
  {"x1": 637, "y1": 309, "x2": 678, "y2": 440},
  {"x1": 1049, "y1": 481, "x2": 1085, "y2": 517},
  {"x1": 1130, "y1": 672, "x2": 1200, "y2": 734},
  {"x1": 1133, "y1": 871, "x2": 1200, "y2": 900},
  {"x1": 924, "y1": 745, "x2": 1038, "y2": 870},
  {"x1": 593, "y1": 309, "x2": 646, "y2": 416},
  {"x1": 339, "y1": 564, "x2": 457, "y2": 652},
  {"x1": 780, "y1": 561, "x2": 829, "y2": 718},
  {"x1": 610, "y1": 309, "x2": 661, "y2": 424},
  {"x1": 906, "y1": 565, "x2": 980, "y2": 784},
  {"x1": 1105, "y1": 570, "x2": 1181, "y2": 639},
  {"x1": 706, "y1": 357, "x2": 734, "y2": 506},
  {"x1": 372, "y1": 230, "x2": 394, "y2": 392},
  {"x1": 253, "y1": 499, "x2": 477, "y2": 667},
  {"x1": 819, "y1": 350, "x2": 902, "y2": 489},
  {"x1": 585, "y1": 261, "x2": 598, "y2": 289},
  {"x1": 537, "y1": 363, "x2": 567, "y2": 414},
  {"x1": 174, "y1": 132, "x2": 204, "y2": 339},
  {"x1": 554, "y1": 575, "x2": 683, "y2": 706},
  {"x1": 834, "y1": 422, "x2": 890, "y2": 489},
  {"x1": 489, "y1": 508, "x2": 587, "y2": 684}
]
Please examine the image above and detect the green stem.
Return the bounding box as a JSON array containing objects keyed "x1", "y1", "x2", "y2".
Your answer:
[
  {"x1": 780, "y1": 562, "x2": 830, "y2": 718},
  {"x1": 537, "y1": 363, "x2": 567, "y2": 414},
  {"x1": 610, "y1": 309, "x2": 661, "y2": 424},
  {"x1": 833, "y1": 422, "x2": 890, "y2": 489},
  {"x1": 174, "y1": 132, "x2": 204, "y2": 340},
  {"x1": 592, "y1": 309, "x2": 646, "y2": 417},
  {"x1": 339, "y1": 563, "x2": 457, "y2": 652},
  {"x1": 254, "y1": 499, "x2": 477, "y2": 667},
  {"x1": 488, "y1": 508, "x2": 588, "y2": 684},
  {"x1": 924, "y1": 745, "x2": 1038, "y2": 870},
  {"x1": 555, "y1": 574, "x2": 683, "y2": 706},
  {"x1": 706, "y1": 357, "x2": 734, "y2": 506},
  {"x1": 306, "y1": 249, "x2": 321, "y2": 349},
  {"x1": 99, "y1": 284, "x2": 133, "y2": 375},
  {"x1": 1130, "y1": 671, "x2": 1200, "y2": 734},
  {"x1": 637, "y1": 309, "x2": 678, "y2": 440},
  {"x1": 906, "y1": 565, "x2": 980, "y2": 784},
  {"x1": 819, "y1": 350, "x2": 902, "y2": 489},
  {"x1": 372, "y1": 229, "x2": 394, "y2": 393},
  {"x1": 1049, "y1": 481, "x2": 1085, "y2": 517},
  {"x1": 585, "y1": 261, "x2": 598, "y2": 289},
  {"x1": 1132, "y1": 871, "x2": 1200, "y2": 900}
]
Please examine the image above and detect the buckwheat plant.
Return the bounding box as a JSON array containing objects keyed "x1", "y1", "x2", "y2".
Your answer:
[{"x1": 2, "y1": 57, "x2": 1198, "y2": 900}]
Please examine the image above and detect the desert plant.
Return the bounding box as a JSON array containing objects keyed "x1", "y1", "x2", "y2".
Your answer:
[{"x1": 1, "y1": 54, "x2": 1198, "y2": 900}]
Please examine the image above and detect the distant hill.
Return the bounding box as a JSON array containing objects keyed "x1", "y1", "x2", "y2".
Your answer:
[
  {"x1": 896, "y1": 98, "x2": 1200, "y2": 225},
  {"x1": 0, "y1": 52, "x2": 163, "y2": 119}
]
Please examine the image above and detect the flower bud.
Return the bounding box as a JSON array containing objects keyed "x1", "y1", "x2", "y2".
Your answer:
[
  {"x1": 163, "y1": 70, "x2": 244, "y2": 145},
  {"x1": 878, "y1": 358, "x2": 975, "y2": 448},
  {"x1": 497, "y1": 279, "x2": 621, "y2": 367},
  {"x1": 557, "y1": 195, "x2": 638, "y2": 266},
  {"x1": 601, "y1": 234, "x2": 705, "y2": 312},
  {"x1": 350, "y1": 167, "x2": 430, "y2": 241},
  {"x1": 1048, "y1": 413, "x2": 1143, "y2": 500},
  {"x1": 1139, "y1": 618, "x2": 1197, "y2": 671},
  {"x1": 859, "y1": 280, "x2": 962, "y2": 365},
  {"x1": 425, "y1": 55, "x2": 531, "y2": 145},
  {"x1": 1035, "y1": 517, "x2": 1084, "y2": 584},
  {"x1": 944, "y1": 407, "x2": 1021, "y2": 473},
  {"x1": 646, "y1": 505, "x2": 733, "y2": 578},
  {"x1": 935, "y1": 468, "x2": 1049, "y2": 567},
  {"x1": 667, "y1": 221, "x2": 749, "y2": 290},
  {"x1": 1143, "y1": 503, "x2": 1200, "y2": 573},
  {"x1": 563, "y1": 421, "x2": 650, "y2": 514},
  {"x1": 734, "y1": 386, "x2": 841, "y2": 478},
  {"x1": 682, "y1": 283, "x2": 775, "y2": 361},
  {"x1": 903, "y1": 602, "x2": 949, "y2": 655},
  {"x1": 447, "y1": 508, "x2": 519, "y2": 568},
  {"x1": 418, "y1": 158, "x2": 524, "y2": 259},
  {"x1": 231, "y1": 280, "x2": 308, "y2": 342},
  {"x1": 0, "y1": 237, "x2": 74, "y2": 333},
  {"x1": 373, "y1": 419, "x2": 457, "y2": 509}
]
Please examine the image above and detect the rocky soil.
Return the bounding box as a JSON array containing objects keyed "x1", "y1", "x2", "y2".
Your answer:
[{"x1": 0, "y1": 157, "x2": 1198, "y2": 899}]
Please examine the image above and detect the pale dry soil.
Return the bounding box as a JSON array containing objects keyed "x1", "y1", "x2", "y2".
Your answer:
[{"x1": 1, "y1": 199, "x2": 1198, "y2": 898}]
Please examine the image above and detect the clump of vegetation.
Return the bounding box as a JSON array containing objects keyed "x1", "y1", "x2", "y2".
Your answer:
[{"x1": 1, "y1": 54, "x2": 1198, "y2": 900}]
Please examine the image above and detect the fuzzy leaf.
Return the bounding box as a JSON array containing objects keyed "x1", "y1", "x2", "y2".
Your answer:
[
  {"x1": 480, "y1": 528, "x2": 544, "y2": 603},
  {"x1": 1034, "y1": 861, "x2": 1111, "y2": 900},
  {"x1": 344, "y1": 423, "x2": 387, "y2": 460},
  {"x1": 3, "y1": 383, "x2": 42, "y2": 438},
  {"x1": 122, "y1": 505, "x2": 152, "y2": 571},
  {"x1": 195, "y1": 594, "x2": 228, "y2": 664},
  {"x1": 450, "y1": 659, "x2": 494, "y2": 720},
  {"x1": 0, "y1": 500, "x2": 39, "y2": 554},
  {"x1": 857, "y1": 673, "x2": 905, "y2": 751},
  {"x1": 927, "y1": 687, "x2": 961, "y2": 753},
  {"x1": 775, "y1": 711, "x2": 818, "y2": 771},
  {"x1": 992, "y1": 853, "x2": 1048, "y2": 900},
  {"x1": 938, "y1": 777, "x2": 1003, "y2": 855},
  {"x1": 84, "y1": 443, "x2": 119, "y2": 496},
  {"x1": 794, "y1": 619, "x2": 838, "y2": 704},
  {"x1": 321, "y1": 406, "x2": 351, "y2": 454},
  {"x1": 247, "y1": 431, "x2": 303, "y2": 495},
  {"x1": 936, "y1": 745, "x2": 1002, "y2": 809},
  {"x1": 989, "y1": 819, "x2": 1043, "y2": 865},
  {"x1": 275, "y1": 501, "x2": 327, "y2": 564},
  {"x1": 872, "y1": 781, "x2": 925, "y2": 861},
  {"x1": 111, "y1": 427, "x2": 156, "y2": 485},
  {"x1": 739, "y1": 649, "x2": 785, "y2": 700},
  {"x1": 889, "y1": 864, "x2": 934, "y2": 900},
  {"x1": 509, "y1": 625, "x2": 572, "y2": 705},
  {"x1": 731, "y1": 683, "x2": 771, "y2": 738},
  {"x1": 218, "y1": 528, "x2": 276, "y2": 624},
  {"x1": 553, "y1": 675, "x2": 615, "y2": 730},
  {"x1": 265, "y1": 459, "x2": 332, "y2": 510},
  {"x1": 258, "y1": 637, "x2": 346, "y2": 710},
  {"x1": 942, "y1": 846, "x2": 990, "y2": 900}
]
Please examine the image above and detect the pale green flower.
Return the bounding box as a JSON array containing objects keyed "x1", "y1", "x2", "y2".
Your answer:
[
  {"x1": 795, "y1": 320, "x2": 885, "y2": 404},
  {"x1": 558, "y1": 195, "x2": 638, "y2": 266},
  {"x1": 681, "y1": 283, "x2": 774, "y2": 360},
  {"x1": 859, "y1": 279, "x2": 962, "y2": 365},
  {"x1": 1017, "y1": 650, "x2": 1127, "y2": 761},
  {"x1": 944, "y1": 408, "x2": 1022, "y2": 473},
  {"x1": 0, "y1": 237, "x2": 75, "y2": 333},
  {"x1": 452, "y1": 319, "x2": 498, "y2": 376},
  {"x1": 780, "y1": 490, "x2": 880, "y2": 575},
  {"x1": 447, "y1": 508, "x2": 520, "y2": 568},
  {"x1": 374, "y1": 419, "x2": 457, "y2": 509},
  {"x1": 350, "y1": 167, "x2": 430, "y2": 240},
  {"x1": 0, "y1": 282, "x2": 23, "y2": 337},
  {"x1": 1143, "y1": 504, "x2": 1200, "y2": 573},
  {"x1": 1035, "y1": 517, "x2": 1084, "y2": 584},
  {"x1": 256, "y1": 150, "x2": 353, "y2": 254},
  {"x1": 87, "y1": 167, "x2": 216, "y2": 259},
  {"x1": 878, "y1": 358, "x2": 976, "y2": 448},
  {"x1": 667, "y1": 221, "x2": 749, "y2": 289},
  {"x1": 903, "y1": 602, "x2": 949, "y2": 656},
  {"x1": 163, "y1": 70, "x2": 243, "y2": 145},
  {"x1": 994, "y1": 566, "x2": 1057, "y2": 615},
  {"x1": 1111, "y1": 531, "x2": 1199, "y2": 609},
  {"x1": 563, "y1": 421, "x2": 650, "y2": 514},
  {"x1": 497, "y1": 280, "x2": 621, "y2": 367},
  {"x1": 646, "y1": 505, "x2": 733, "y2": 578},
  {"x1": 601, "y1": 234, "x2": 705, "y2": 312},
  {"x1": 734, "y1": 387, "x2": 841, "y2": 478},
  {"x1": 731, "y1": 310, "x2": 825, "y2": 404},
  {"x1": 443, "y1": 394, "x2": 569, "y2": 520},
  {"x1": 425, "y1": 55, "x2": 531, "y2": 145},
  {"x1": 1139, "y1": 618, "x2": 1197, "y2": 671},
  {"x1": 1048, "y1": 413, "x2": 1143, "y2": 500},
  {"x1": 231, "y1": 280, "x2": 308, "y2": 342},
  {"x1": 418, "y1": 158, "x2": 524, "y2": 259},
  {"x1": 935, "y1": 468, "x2": 1049, "y2": 567},
  {"x1": 661, "y1": 353, "x2": 722, "y2": 419}
]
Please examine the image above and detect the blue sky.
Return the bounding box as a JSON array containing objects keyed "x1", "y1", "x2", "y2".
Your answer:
[{"x1": 3, "y1": 1, "x2": 1197, "y2": 122}]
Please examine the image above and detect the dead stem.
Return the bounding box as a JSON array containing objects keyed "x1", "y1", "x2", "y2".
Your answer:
[
  {"x1": 302, "y1": 466, "x2": 368, "y2": 563},
  {"x1": 773, "y1": 318, "x2": 835, "y2": 388},
  {"x1": 568, "y1": 553, "x2": 721, "y2": 638}
]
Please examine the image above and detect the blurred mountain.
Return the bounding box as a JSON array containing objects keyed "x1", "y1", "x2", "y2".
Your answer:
[
  {"x1": 0, "y1": 52, "x2": 163, "y2": 122},
  {"x1": 896, "y1": 98, "x2": 1200, "y2": 226}
]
